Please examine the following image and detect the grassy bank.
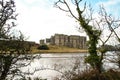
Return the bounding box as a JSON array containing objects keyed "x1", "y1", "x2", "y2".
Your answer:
[{"x1": 32, "y1": 45, "x2": 88, "y2": 53}]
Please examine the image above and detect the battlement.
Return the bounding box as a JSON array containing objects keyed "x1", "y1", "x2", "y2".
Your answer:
[{"x1": 40, "y1": 34, "x2": 87, "y2": 49}]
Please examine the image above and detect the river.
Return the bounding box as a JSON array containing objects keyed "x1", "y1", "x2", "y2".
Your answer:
[{"x1": 18, "y1": 52, "x2": 119, "y2": 80}]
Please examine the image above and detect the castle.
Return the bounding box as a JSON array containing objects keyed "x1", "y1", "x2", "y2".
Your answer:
[{"x1": 40, "y1": 34, "x2": 87, "y2": 49}]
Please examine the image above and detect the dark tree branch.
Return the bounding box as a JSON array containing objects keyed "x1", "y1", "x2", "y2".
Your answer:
[{"x1": 55, "y1": 0, "x2": 78, "y2": 20}]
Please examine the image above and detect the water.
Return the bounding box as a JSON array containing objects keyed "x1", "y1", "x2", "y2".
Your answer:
[
  {"x1": 17, "y1": 52, "x2": 119, "y2": 80},
  {"x1": 19, "y1": 53, "x2": 88, "y2": 80}
]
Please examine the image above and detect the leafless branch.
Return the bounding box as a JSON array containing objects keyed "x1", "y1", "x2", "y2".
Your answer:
[
  {"x1": 55, "y1": 0, "x2": 78, "y2": 20},
  {"x1": 99, "y1": 6, "x2": 120, "y2": 42}
]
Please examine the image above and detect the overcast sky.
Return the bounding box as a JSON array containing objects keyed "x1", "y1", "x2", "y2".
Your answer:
[{"x1": 15, "y1": 0, "x2": 120, "y2": 43}]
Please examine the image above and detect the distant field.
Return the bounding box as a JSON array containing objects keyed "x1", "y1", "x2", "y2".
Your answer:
[{"x1": 32, "y1": 45, "x2": 88, "y2": 53}]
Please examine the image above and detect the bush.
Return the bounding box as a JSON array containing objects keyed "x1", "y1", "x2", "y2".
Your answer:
[
  {"x1": 37, "y1": 45, "x2": 49, "y2": 50},
  {"x1": 70, "y1": 69, "x2": 120, "y2": 80}
]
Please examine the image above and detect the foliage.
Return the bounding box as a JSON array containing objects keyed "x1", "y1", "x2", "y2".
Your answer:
[
  {"x1": 0, "y1": 0, "x2": 37, "y2": 80},
  {"x1": 37, "y1": 45, "x2": 49, "y2": 50},
  {"x1": 51, "y1": 57, "x2": 120, "y2": 80},
  {"x1": 70, "y1": 69, "x2": 120, "y2": 80},
  {"x1": 55, "y1": 0, "x2": 120, "y2": 73},
  {"x1": 55, "y1": 0, "x2": 102, "y2": 73}
]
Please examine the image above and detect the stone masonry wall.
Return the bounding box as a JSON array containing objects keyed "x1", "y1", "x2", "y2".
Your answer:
[{"x1": 50, "y1": 34, "x2": 87, "y2": 49}]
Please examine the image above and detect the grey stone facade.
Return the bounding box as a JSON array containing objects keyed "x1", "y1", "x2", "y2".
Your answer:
[
  {"x1": 40, "y1": 39, "x2": 45, "y2": 45},
  {"x1": 40, "y1": 34, "x2": 87, "y2": 49}
]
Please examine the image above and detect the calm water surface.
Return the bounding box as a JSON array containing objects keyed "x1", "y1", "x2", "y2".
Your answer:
[{"x1": 20, "y1": 52, "x2": 118, "y2": 80}]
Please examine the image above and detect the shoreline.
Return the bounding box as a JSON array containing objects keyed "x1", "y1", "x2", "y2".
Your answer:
[
  {"x1": 32, "y1": 49, "x2": 88, "y2": 54},
  {"x1": 32, "y1": 45, "x2": 88, "y2": 54}
]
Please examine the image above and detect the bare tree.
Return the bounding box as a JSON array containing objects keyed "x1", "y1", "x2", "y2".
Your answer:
[
  {"x1": 0, "y1": 0, "x2": 39, "y2": 80},
  {"x1": 97, "y1": 6, "x2": 120, "y2": 71},
  {"x1": 55, "y1": 0, "x2": 101, "y2": 73},
  {"x1": 55, "y1": 0, "x2": 120, "y2": 73}
]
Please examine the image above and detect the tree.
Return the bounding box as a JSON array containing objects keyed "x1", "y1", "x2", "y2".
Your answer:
[
  {"x1": 55, "y1": 0, "x2": 120, "y2": 73},
  {"x1": 97, "y1": 6, "x2": 120, "y2": 72},
  {"x1": 0, "y1": 0, "x2": 38, "y2": 79},
  {"x1": 37, "y1": 45, "x2": 49, "y2": 50}
]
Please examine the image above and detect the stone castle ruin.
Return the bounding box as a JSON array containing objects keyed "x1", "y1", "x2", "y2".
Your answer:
[{"x1": 40, "y1": 34, "x2": 87, "y2": 49}]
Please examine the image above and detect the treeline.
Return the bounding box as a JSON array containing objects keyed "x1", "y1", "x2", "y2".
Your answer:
[{"x1": 99, "y1": 45, "x2": 120, "y2": 51}]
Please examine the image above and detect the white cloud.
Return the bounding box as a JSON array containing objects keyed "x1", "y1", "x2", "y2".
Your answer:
[
  {"x1": 97, "y1": 0, "x2": 120, "y2": 6},
  {"x1": 97, "y1": 0, "x2": 120, "y2": 15},
  {"x1": 15, "y1": 0, "x2": 120, "y2": 43},
  {"x1": 15, "y1": 0, "x2": 84, "y2": 43}
]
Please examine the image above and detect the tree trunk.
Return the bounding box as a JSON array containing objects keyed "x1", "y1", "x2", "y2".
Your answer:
[{"x1": 0, "y1": 55, "x2": 12, "y2": 80}]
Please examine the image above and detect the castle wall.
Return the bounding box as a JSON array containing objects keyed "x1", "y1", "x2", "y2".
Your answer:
[
  {"x1": 49, "y1": 34, "x2": 86, "y2": 49},
  {"x1": 39, "y1": 34, "x2": 86, "y2": 49}
]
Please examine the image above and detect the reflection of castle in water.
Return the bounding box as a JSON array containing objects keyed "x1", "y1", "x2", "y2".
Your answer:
[{"x1": 40, "y1": 34, "x2": 87, "y2": 49}]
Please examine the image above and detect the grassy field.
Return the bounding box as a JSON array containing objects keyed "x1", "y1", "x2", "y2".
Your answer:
[{"x1": 32, "y1": 45, "x2": 88, "y2": 53}]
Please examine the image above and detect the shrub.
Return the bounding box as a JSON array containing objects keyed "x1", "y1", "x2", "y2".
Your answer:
[
  {"x1": 37, "y1": 45, "x2": 49, "y2": 50},
  {"x1": 70, "y1": 69, "x2": 120, "y2": 80}
]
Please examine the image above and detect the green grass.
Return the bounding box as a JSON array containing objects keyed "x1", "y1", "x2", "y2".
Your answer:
[{"x1": 32, "y1": 45, "x2": 88, "y2": 53}]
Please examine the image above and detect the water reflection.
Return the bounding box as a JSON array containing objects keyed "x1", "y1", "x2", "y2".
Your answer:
[
  {"x1": 20, "y1": 52, "x2": 119, "y2": 80},
  {"x1": 20, "y1": 53, "x2": 87, "y2": 80}
]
